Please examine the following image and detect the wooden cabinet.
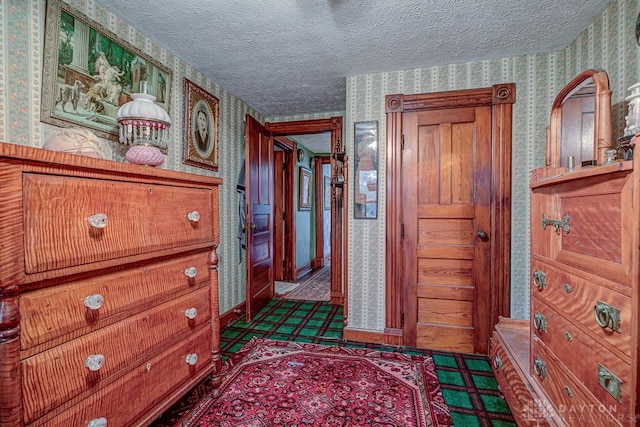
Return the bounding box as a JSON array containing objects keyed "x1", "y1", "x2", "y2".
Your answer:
[
  {"x1": 0, "y1": 143, "x2": 222, "y2": 426},
  {"x1": 528, "y1": 160, "x2": 636, "y2": 426},
  {"x1": 492, "y1": 157, "x2": 640, "y2": 426}
]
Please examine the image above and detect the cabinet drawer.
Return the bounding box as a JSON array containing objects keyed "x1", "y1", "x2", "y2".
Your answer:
[
  {"x1": 531, "y1": 337, "x2": 623, "y2": 426},
  {"x1": 532, "y1": 297, "x2": 632, "y2": 412},
  {"x1": 23, "y1": 174, "x2": 215, "y2": 274},
  {"x1": 20, "y1": 252, "x2": 210, "y2": 352},
  {"x1": 21, "y1": 287, "x2": 211, "y2": 424},
  {"x1": 490, "y1": 332, "x2": 552, "y2": 426},
  {"x1": 531, "y1": 260, "x2": 631, "y2": 358},
  {"x1": 532, "y1": 170, "x2": 633, "y2": 287},
  {"x1": 38, "y1": 325, "x2": 212, "y2": 427}
]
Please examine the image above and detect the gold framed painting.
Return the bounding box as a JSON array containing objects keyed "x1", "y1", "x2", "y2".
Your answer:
[
  {"x1": 183, "y1": 78, "x2": 219, "y2": 170},
  {"x1": 41, "y1": 0, "x2": 172, "y2": 140}
]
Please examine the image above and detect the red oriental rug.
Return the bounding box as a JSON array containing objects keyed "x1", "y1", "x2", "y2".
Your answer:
[{"x1": 182, "y1": 338, "x2": 452, "y2": 427}]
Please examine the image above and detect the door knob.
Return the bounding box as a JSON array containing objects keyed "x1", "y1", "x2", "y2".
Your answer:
[{"x1": 477, "y1": 230, "x2": 488, "y2": 240}]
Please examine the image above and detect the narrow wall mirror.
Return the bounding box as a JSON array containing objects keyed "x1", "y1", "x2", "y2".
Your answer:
[
  {"x1": 354, "y1": 120, "x2": 378, "y2": 219},
  {"x1": 546, "y1": 69, "x2": 612, "y2": 168}
]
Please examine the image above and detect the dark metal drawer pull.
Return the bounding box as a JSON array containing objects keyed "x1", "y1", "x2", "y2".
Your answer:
[
  {"x1": 533, "y1": 312, "x2": 547, "y2": 333},
  {"x1": 542, "y1": 213, "x2": 570, "y2": 234},
  {"x1": 533, "y1": 356, "x2": 547, "y2": 379},
  {"x1": 533, "y1": 269, "x2": 546, "y2": 290},
  {"x1": 598, "y1": 363, "x2": 622, "y2": 404},
  {"x1": 594, "y1": 301, "x2": 621, "y2": 333}
]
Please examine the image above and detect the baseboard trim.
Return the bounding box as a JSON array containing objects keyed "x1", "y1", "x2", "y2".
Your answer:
[
  {"x1": 296, "y1": 262, "x2": 312, "y2": 278},
  {"x1": 343, "y1": 327, "x2": 386, "y2": 344},
  {"x1": 220, "y1": 301, "x2": 245, "y2": 328}
]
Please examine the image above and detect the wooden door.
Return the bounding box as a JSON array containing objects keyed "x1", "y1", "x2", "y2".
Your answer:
[
  {"x1": 245, "y1": 114, "x2": 274, "y2": 321},
  {"x1": 402, "y1": 106, "x2": 492, "y2": 354},
  {"x1": 385, "y1": 86, "x2": 515, "y2": 353}
]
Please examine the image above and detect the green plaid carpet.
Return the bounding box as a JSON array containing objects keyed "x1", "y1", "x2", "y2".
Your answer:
[{"x1": 152, "y1": 298, "x2": 516, "y2": 426}]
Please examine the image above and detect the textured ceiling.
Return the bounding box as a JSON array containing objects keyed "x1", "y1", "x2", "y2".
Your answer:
[{"x1": 95, "y1": 0, "x2": 613, "y2": 120}]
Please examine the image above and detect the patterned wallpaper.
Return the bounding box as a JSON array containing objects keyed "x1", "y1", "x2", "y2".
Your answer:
[
  {"x1": 1, "y1": 0, "x2": 262, "y2": 315},
  {"x1": 2, "y1": 0, "x2": 638, "y2": 333},
  {"x1": 345, "y1": 0, "x2": 640, "y2": 329}
]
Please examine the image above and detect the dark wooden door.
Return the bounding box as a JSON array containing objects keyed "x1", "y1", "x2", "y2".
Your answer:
[
  {"x1": 402, "y1": 106, "x2": 492, "y2": 354},
  {"x1": 245, "y1": 114, "x2": 274, "y2": 321}
]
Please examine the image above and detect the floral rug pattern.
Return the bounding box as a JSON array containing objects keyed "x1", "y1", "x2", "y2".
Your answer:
[
  {"x1": 183, "y1": 338, "x2": 452, "y2": 427},
  {"x1": 284, "y1": 267, "x2": 330, "y2": 301}
]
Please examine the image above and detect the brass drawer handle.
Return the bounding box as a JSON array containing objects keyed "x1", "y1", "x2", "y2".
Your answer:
[
  {"x1": 594, "y1": 301, "x2": 621, "y2": 333},
  {"x1": 542, "y1": 213, "x2": 570, "y2": 234},
  {"x1": 84, "y1": 293, "x2": 105, "y2": 310},
  {"x1": 533, "y1": 312, "x2": 547, "y2": 333},
  {"x1": 533, "y1": 269, "x2": 546, "y2": 290},
  {"x1": 533, "y1": 356, "x2": 547, "y2": 379},
  {"x1": 493, "y1": 355, "x2": 502, "y2": 371},
  {"x1": 87, "y1": 212, "x2": 109, "y2": 229}
]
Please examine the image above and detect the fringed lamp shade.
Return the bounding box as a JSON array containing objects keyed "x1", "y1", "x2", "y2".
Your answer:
[{"x1": 116, "y1": 81, "x2": 171, "y2": 166}]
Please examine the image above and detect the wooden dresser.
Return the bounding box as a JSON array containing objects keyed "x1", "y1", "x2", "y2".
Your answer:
[
  {"x1": 0, "y1": 142, "x2": 222, "y2": 426},
  {"x1": 492, "y1": 154, "x2": 640, "y2": 426}
]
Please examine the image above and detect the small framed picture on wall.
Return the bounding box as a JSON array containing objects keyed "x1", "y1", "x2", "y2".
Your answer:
[
  {"x1": 299, "y1": 167, "x2": 312, "y2": 210},
  {"x1": 183, "y1": 78, "x2": 219, "y2": 170}
]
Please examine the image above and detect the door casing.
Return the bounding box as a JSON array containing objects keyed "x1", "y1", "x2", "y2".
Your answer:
[
  {"x1": 266, "y1": 117, "x2": 346, "y2": 306},
  {"x1": 384, "y1": 85, "x2": 515, "y2": 351}
]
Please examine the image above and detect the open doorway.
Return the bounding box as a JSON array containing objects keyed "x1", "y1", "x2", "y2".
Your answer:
[
  {"x1": 274, "y1": 133, "x2": 332, "y2": 301},
  {"x1": 244, "y1": 116, "x2": 345, "y2": 322},
  {"x1": 266, "y1": 118, "x2": 345, "y2": 307}
]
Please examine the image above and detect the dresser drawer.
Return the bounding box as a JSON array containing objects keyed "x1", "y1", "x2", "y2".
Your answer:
[
  {"x1": 23, "y1": 173, "x2": 215, "y2": 274},
  {"x1": 37, "y1": 325, "x2": 212, "y2": 427},
  {"x1": 20, "y1": 252, "x2": 210, "y2": 352},
  {"x1": 531, "y1": 260, "x2": 631, "y2": 358},
  {"x1": 531, "y1": 337, "x2": 623, "y2": 426},
  {"x1": 533, "y1": 170, "x2": 633, "y2": 287},
  {"x1": 532, "y1": 297, "x2": 632, "y2": 412},
  {"x1": 490, "y1": 330, "x2": 553, "y2": 426},
  {"x1": 21, "y1": 287, "x2": 211, "y2": 423}
]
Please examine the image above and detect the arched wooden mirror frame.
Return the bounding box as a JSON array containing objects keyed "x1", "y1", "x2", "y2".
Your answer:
[{"x1": 546, "y1": 69, "x2": 612, "y2": 168}]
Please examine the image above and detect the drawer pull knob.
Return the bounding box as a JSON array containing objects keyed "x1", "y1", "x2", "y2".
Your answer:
[
  {"x1": 598, "y1": 363, "x2": 623, "y2": 403},
  {"x1": 533, "y1": 269, "x2": 546, "y2": 290},
  {"x1": 85, "y1": 354, "x2": 105, "y2": 371},
  {"x1": 185, "y1": 307, "x2": 198, "y2": 319},
  {"x1": 185, "y1": 353, "x2": 198, "y2": 366},
  {"x1": 493, "y1": 355, "x2": 502, "y2": 371},
  {"x1": 84, "y1": 294, "x2": 105, "y2": 310},
  {"x1": 564, "y1": 331, "x2": 573, "y2": 342},
  {"x1": 541, "y1": 213, "x2": 570, "y2": 234},
  {"x1": 533, "y1": 312, "x2": 547, "y2": 333},
  {"x1": 187, "y1": 210, "x2": 201, "y2": 222},
  {"x1": 533, "y1": 356, "x2": 547, "y2": 379},
  {"x1": 563, "y1": 283, "x2": 572, "y2": 293},
  {"x1": 564, "y1": 385, "x2": 573, "y2": 398},
  {"x1": 88, "y1": 213, "x2": 108, "y2": 229},
  {"x1": 594, "y1": 301, "x2": 621, "y2": 332},
  {"x1": 184, "y1": 267, "x2": 198, "y2": 278},
  {"x1": 88, "y1": 418, "x2": 108, "y2": 427}
]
